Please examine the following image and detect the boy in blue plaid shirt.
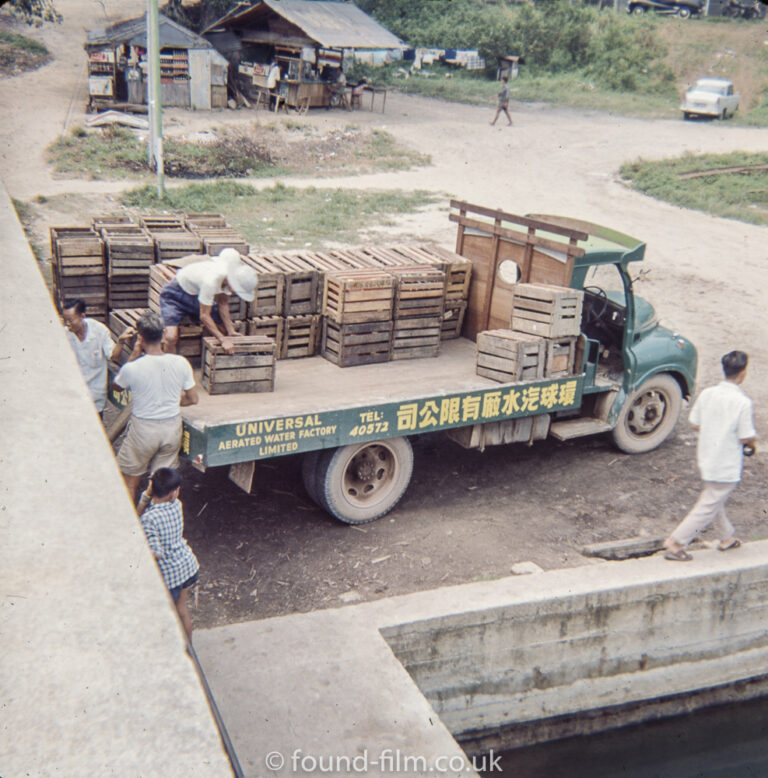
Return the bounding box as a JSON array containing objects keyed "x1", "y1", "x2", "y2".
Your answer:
[{"x1": 138, "y1": 468, "x2": 199, "y2": 638}]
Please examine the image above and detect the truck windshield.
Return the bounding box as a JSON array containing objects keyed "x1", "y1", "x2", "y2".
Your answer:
[{"x1": 583, "y1": 263, "x2": 626, "y2": 307}]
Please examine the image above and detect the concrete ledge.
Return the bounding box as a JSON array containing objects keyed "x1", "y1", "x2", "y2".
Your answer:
[
  {"x1": 195, "y1": 542, "x2": 768, "y2": 776},
  {"x1": 0, "y1": 181, "x2": 232, "y2": 776}
]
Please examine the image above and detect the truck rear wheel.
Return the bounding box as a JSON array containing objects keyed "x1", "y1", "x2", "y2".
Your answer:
[
  {"x1": 316, "y1": 437, "x2": 414, "y2": 524},
  {"x1": 612, "y1": 373, "x2": 682, "y2": 454}
]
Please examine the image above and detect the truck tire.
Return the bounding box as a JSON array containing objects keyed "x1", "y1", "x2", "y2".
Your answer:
[
  {"x1": 612, "y1": 373, "x2": 682, "y2": 454},
  {"x1": 678, "y1": 6, "x2": 692, "y2": 18},
  {"x1": 316, "y1": 437, "x2": 414, "y2": 524},
  {"x1": 301, "y1": 450, "x2": 323, "y2": 506}
]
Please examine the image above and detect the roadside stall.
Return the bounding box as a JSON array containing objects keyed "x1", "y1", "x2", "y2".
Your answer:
[
  {"x1": 204, "y1": 0, "x2": 403, "y2": 112},
  {"x1": 85, "y1": 13, "x2": 229, "y2": 111}
]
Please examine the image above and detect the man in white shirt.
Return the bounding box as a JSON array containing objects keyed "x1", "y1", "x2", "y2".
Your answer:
[
  {"x1": 62, "y1": 298, "x2": 132, "y2": 418},
  {"x1": 664, "y1": 350, "x2": 758, "y2": 561},
  {"x1": 159, "y1": 248, "x2": 258, "y2": 355},
  {"x1": 113, "y1": 311, "x2": 199, "y2": 501}
]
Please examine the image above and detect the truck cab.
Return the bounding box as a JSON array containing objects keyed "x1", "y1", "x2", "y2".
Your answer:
[{"x1": 530, "y1": 215, "x2": 697, "y2": 454}]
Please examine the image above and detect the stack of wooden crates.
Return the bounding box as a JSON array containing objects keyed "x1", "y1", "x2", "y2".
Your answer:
[{"x1": 476, "y1": 282, "x2": 584, "y2": 383}]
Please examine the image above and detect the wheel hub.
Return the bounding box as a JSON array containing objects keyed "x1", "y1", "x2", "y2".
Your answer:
[
  {"x1": 345, "y1": 446, "x2": 394, "y2": 501},
  {"x1": 628, "y1": 390, "x2": 666, "y2": 435}
]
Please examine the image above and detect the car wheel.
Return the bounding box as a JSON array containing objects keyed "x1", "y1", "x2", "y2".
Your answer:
[
  {"x1": 632, "y1": 5, "x2": 646, "y2": 14},
  {"x1": 678, "y1": 6, "x2": 692, "y2": 17}
]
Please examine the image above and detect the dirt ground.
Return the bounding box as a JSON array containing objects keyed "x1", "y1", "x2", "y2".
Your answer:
[{"x1": 2, "y1": 0, "x2": 767, "y2": 629}]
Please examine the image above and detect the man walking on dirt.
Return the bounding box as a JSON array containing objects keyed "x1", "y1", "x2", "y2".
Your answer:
[
  {"x1": 664, "y1": 350, "x2": 757, "y2": 561},
  {"x1": 113, "y1": 312, "x2": 198, "y2": 502},
  {"x1": 490, "y1": 76, "x2": 513, "y2": 126}
]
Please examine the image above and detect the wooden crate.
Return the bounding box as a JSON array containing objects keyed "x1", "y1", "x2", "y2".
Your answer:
[
  {"x1": 510, "y1": 283, "x2": 583, "y2": 338},
  {"x1": 139, "y1": 215, "x2": 186, "y2": 231},
  {"x1": 150, "y1": 229, "x2": 204, "y2": 262},
  {"x1": 92, "y1": 214, "x2": 134, "y2": 231},
  {"x1": 103, "y1": 229, "x2": 155, "y2": 276},
  {"x1": 323, "y1": 270, "x2": 395, "y2": 325},
  {"x1": 148, "y1": 263, "x2": 178, "y2": 313},
  {"x1": 201, "y1": 336, "x2": 276, "y2": 394},
  {"x1": 246, "y1": 315, "x2": 284, "y2": 354},
  {"x1": 321, "y1": 319, "x2": 393, "y2": 367},
  {"x1": 197, "y1": 228, "x2": 249, "y2": 257},
  {"x1": 242, "y1": 254, "x2": 285, "y2": 316},
  {"x1": 389, "y1": 267, "x2": 446, "y2": 319},
  {"x1": 108, "y1": 275, "x2": 150, "y2": 310},
  {"x1": 184, "y1": 213, "x2": 227, "y2": 230},
  {"x1": 108, "y1": 308, "x2": 147, "y2": 365},
  {"x1": 50, "y1": 227, "x2": 105, "y2": 276},
  {"x1": 282, "y1": 314, "x2": 321, "y2": 359},
  {"x1": 545, "y1": 336, "x2": 578, "y2": 378},
  {"x1": 390, "y1": 244, "x2": 472, "y2": 300},
  {"x1": 391, "y1": 315, "x2": 441, "y2": 361},
  {"x1": 266, "y1": 253, "x2": 320, "y2": 315},
  {"x1": 441, "y1": 299, "x2": 467, "y2": 340},
  {"x1": 476, "y1": 330, "x2": 546, "y2": 383}
]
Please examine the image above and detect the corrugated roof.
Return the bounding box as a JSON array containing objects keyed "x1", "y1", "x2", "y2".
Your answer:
[
  {"x1": 204, "y1": 0, "x2": 403, "y2": 50},
  {"x1": 86, "y1": 13, "x2": 215, "y2": 50}
]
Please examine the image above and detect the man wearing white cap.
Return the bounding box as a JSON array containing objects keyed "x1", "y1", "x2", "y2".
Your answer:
[{"x1": 159, "y1": 248, "x2": 258, "y2": 355}]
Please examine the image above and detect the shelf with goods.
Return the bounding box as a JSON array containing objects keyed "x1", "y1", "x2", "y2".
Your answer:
[{"x1": 159, "y1": 48, "x2": 189, "y2": 83}]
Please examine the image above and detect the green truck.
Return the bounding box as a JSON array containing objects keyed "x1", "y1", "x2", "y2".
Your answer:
[{"x1": 121, "y1": 204, "x2": 697, "y2": 525}]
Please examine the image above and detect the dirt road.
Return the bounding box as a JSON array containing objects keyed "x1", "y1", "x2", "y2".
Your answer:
[{"x1": 2, "y1": 1, "x2": 767, "y2": 627}]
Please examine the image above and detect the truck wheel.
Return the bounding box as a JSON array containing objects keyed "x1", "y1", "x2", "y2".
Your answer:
[
  {"x1": 611, "y1": 373, "x2": 682, "y2": 454},
  {"x1": 632, "y1": 5, "x2": 646, "y2": 14},
  {"x1": 301, "y1": 450, "x2": 323, "y2": 506},
  {"x1": 678, "y1": 7, "x2": 692, "y2": 18},
  {"x1": 317, "y1": 437, "x2": 414, "y2": 524}
]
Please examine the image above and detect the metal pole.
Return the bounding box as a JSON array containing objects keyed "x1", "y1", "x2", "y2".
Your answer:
[
  {"x1": 146, "y1": 0, "x2": 153, "y2": 167},
  {"x1": 147, "y1": 0, "x2": 165, "y2": 197}
]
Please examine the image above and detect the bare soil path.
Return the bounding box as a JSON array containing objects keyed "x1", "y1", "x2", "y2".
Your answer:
[{"x1": 2, "y1": 1, "x2": 767, "y2": 627}]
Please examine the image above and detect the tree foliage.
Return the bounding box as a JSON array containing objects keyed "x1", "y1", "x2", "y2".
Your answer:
[
  {"x1": 0, "y1": 0, "x2": 61, "y2": 25},
  {"x1": 357, "y1": 0, "x2": 673, "y2": 93}
]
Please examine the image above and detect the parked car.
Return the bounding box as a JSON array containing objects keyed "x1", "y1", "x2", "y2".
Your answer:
[
  {"x1": 681, "y1": 78, "x2": 740, "y2": 120},
  {"x1": 626, "y1": 0, "x2": 703, "y2": 17}
]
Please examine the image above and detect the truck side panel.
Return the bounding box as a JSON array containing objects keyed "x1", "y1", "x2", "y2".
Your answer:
[{"x1": 182, "y1": 374, "x2": 585, "y2": 467}]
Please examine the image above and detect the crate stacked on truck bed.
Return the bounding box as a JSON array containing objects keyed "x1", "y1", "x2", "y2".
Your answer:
[
  {"x1": 100, "y1": 223, "x2": 155, "y2": 310},
  {"x1": 201, "y1": 335, "x2": 276, "y2": 395},
  {"x1": 185, "y1": 213, "x2": 249, "y2": 257},
  {"x1": 49, "y1": 227, "x2": 108, "y2": 321},
  {"x1": 321, "y1": 269, "x2": 396, "y2": 367},
  {"x1": 476, "y1": 283, "x2": 584, "y2": 383}
]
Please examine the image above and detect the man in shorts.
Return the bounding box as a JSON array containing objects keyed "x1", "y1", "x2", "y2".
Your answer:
[
  {"x1": 113, "y1": 312, "x2": 198, "y2": 501},
  {"x1": 137, "y1": 467, "x2": 199, "y2": 638},
  {"x1": 159, "y1": 248, "x2": 258, "y2": 355},
  {"x1": 490, "y1": 76, "x2": 513, "y2": 126}
]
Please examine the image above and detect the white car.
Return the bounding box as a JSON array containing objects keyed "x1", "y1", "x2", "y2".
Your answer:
[{"x1": 681, "y1": 78, "x2": 739, "y2": 120}]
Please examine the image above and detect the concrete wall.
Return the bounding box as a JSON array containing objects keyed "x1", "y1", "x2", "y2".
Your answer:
[
  {"x1": 382, "y1": 549, "x2": 768, "y2": 750},
  {"x1": 195, "y1": 542, "x2": 768, "y2": 775},
  {"x1": 0, "y1": 181, "x2": 232, "y2": 776}
]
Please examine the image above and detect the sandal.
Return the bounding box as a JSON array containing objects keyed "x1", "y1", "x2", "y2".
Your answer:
[
  {"x1": 664, "y1": 549, "x2": 693, "y2": 562},
  {"x1": 718, "y1": 538, "x2": 742, "y2": 551}
]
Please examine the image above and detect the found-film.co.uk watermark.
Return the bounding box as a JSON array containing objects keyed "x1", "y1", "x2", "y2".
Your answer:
[{"x1": 263, "y1": 747, "x2": 502, "y2": 774}]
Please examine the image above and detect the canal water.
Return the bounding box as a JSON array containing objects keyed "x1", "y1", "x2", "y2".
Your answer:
[{"x1": 480, "y1": 696, "x2": 768, "y2": 777}]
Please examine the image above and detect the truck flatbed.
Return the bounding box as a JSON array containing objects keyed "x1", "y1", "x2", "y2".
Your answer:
[{"x1": 180, "y1": 338, "x2": 585, "y2": 469}]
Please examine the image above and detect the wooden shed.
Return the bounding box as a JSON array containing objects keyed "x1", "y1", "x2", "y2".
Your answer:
[
  {"x1": 203, "y1": 0, "x2": 403, "y2": 110},
  {"x1": 85, "y1": 13, "x2": 229, "y2": 111}
]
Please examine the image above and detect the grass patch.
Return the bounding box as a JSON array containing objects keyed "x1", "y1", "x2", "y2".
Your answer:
[
  {"x1": 48, "y1": 126, "x2": 147, "y2": 179},
  {"x1": 120, "y1": 181, "x2": 439, "y2": 248},
  {"x1": 0, "y1": 29, "x2": 50, "y2": 75},
  {"x1": 620, "y1": 151, "x2": 768, "y2": 224},
  {"x1": 47, "y1": 124, "x2": 429, "y2": 181}
]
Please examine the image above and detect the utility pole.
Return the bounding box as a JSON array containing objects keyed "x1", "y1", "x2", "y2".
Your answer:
[{"x1": 146, "y1": 0, "x2": 165, "y2": 197}]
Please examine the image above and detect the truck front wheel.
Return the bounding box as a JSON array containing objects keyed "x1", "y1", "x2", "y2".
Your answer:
[
  {"x1": 314, "y1": 437, "x2": 414, "y2": 524},
  {"x1": 611, "y1": 374, "x2": 682, "y2": 454}
]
